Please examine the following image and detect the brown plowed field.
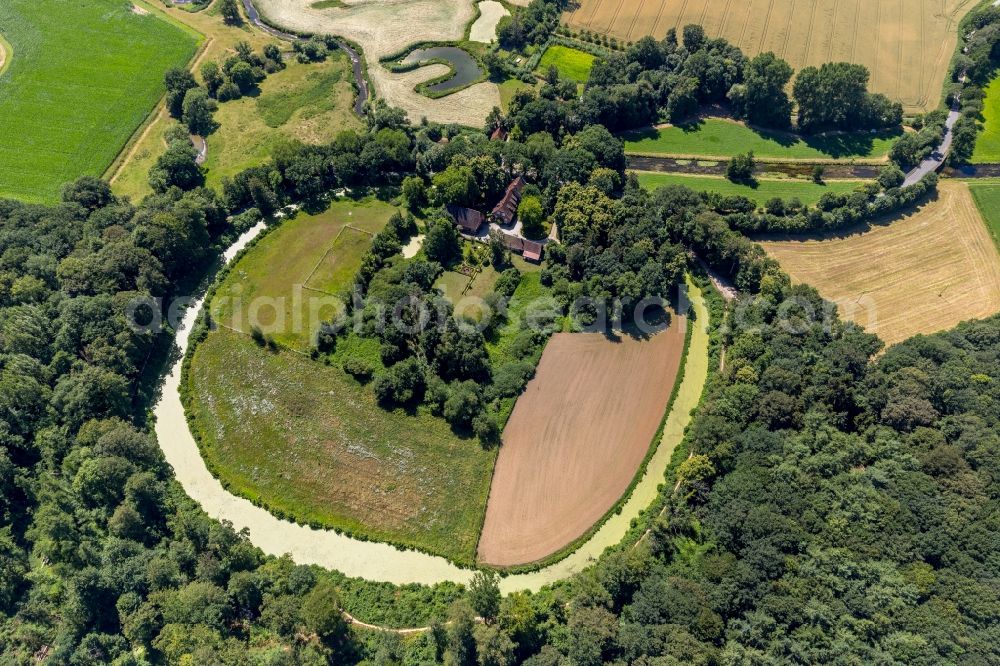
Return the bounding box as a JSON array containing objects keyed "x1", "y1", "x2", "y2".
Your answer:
[
  {"x1": 760, "y1": 181, "x2": 1000, "y2": 346},
  {"x1": 564, "y1": 0, "x2": 978, "y2": 113},
  {"x1": 477, "y1": 318, "x2": 687, "y2": 566}
]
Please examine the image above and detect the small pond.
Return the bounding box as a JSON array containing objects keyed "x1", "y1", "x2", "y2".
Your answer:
[{"x1": 402, "y1": 46, "x2": 483, "y2": 94}]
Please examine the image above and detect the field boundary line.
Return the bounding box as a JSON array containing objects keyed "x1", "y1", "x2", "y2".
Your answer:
[
  {"x1": 302, "y1": 226, "x2": 349, "y2": 287},
  {"x1": 302, "y1": 224, "x2": 376, "y2": 290}
]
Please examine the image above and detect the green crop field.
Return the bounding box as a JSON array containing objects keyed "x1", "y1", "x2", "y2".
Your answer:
[
  {"x1": 536, "y1": 45, "x2": 596, "y2": 83},
  {"x1": 622, "y1": 119, "x2": 900, "y2": 161},
  {"x1": 972, "y1": 78, "x2": 1000, "y2": 163},
  {"x1": 209, "y1": 198, "x2": 396, "y2": 351},
  {"x1": 187, "y1": 327, "x2": 496, "y2": 563},
  {"x1": 0, "y1": 0, "x2": 199, "y2": 202},
  {"x1": 635, "y1": 172, "x2": 866, "y2": 206},
  {"x1": 969, "y1": 181, "x2": 1000, "y2": 253}
]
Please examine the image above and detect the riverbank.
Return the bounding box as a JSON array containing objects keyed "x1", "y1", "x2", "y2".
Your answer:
[{"x1": 152, "y1": 223, "x2": 711, "y2": 593}]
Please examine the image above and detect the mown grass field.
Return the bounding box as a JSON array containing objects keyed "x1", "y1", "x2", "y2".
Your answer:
[
  {"x1": 210, "y1": 198, "x2": 396, "y2": 351},
  {"x1": 564, "y1": 0, "x2": 975, "y2": 113},
  {"x1": 187, "y1": 326, "x2": 496, "y2": 563},
  {"x1": 623, "y1": 119, "x2": 899, "y2": 161},
  {"x1": 969, "y1": 181, "x2": 1000, "y2": 253},
  {"x1": 972, "y1": 77, "x2": 1000, "y2": 164},
  {"x1": 0, "y1": 0, "x2": 198, "y2": 202},
  {"x1": 635, "y1": 172, "x2": 865, "y2": 206},
  {"x1": 536, "y1": 44, "x2": 596, "y2": 82},
  {"x1": 760, "y1": 181, "x2": 1000, "y2": 346}
]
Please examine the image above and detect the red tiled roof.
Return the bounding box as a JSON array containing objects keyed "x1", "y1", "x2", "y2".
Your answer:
[
  {"x1": 446, "y1": 205, "x2": 484, "y2": 233},
  {"x1": 491, "y1": 175, "x2": 525, "y2": 225}
]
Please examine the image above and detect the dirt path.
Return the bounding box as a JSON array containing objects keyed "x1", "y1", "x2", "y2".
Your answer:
[
  {"x1": 152, "y1": 223, "x2": 711, "y2": 594},
  {"x1": 0, "y1": 39, "x2": 8, "y2": 75},
  {"x1": 107, "y1": 36, "x2": 215, "y2": 185},
  {"x1": 192, "y1": 135, "x2": 207, "y2": 165}
]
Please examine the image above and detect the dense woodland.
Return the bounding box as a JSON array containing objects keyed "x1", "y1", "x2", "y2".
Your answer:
[{"x1": 0, "y1": 13, "x2": 999, "y2": 665}]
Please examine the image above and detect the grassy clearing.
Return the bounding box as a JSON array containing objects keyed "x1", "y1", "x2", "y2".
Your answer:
[
  {"x1": 972, "y1": 77, "x2": 1000, "y2": 163},
  {"x1": 210, "y1": 198, "x2": 396, "y2": 351},
  {"x1": 622, "y1": 119, "x2": 899, "y2": 161},
  {"x1": 0, "y1": 0, "x2": 198, "y2": 202},
  {"x1": 969, "y1": 181, "x2": 1000, "y2": 253},
  {"x1": 498, "y1": 78, "x2": 533, "y2": 113},
  {"x1": 187, "y1": 326, "x2": 496, "y2": 563},
  {"x1": 305, "y1": 226, "x2": 374, "y2": 295},
  {"x1": 635, "y1": 172, "x2": 865, "y2": 206},
  {"x1": 310, "y1": 0, "x2": 346, "y2": 7},
  {"x1": 760, "y1": 181, "x2": 1000, "y2": 346},
  {"x1": 203, "y1": 57, "x2": 360, "y2": 190},
  {"x1": 116, "y1": 53, "x2": 360, "y2": 200},
  {"x1": 536, "y1": 44, "x2": 596, "y2": 82},
  {"x1": 485, "y1": 271, "x2": 555, "y2": 366},
  {"x1": 434, "y1": 271, "x2": 473, "y2": 300}
]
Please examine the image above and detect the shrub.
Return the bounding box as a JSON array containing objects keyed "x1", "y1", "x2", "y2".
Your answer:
[{"x1": 342, "y1": 357, "x2": 373, "y2": 381}]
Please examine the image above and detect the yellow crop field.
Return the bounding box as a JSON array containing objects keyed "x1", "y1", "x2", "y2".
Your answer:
[
  {"x1": 760, "y1": 181, "x2": 1000, "y2": 346},
  {"x1": 564, "y1": 0, "x2": 978, "y2": 113}
]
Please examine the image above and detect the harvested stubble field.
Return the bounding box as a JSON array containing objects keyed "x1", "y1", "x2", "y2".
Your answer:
[
  {"x1": 254, "y1": 0, "x2": 499, "y2": 125},
  {"x1": 209, "y1": 198, "x2": 396, "y2": 351},
  {"x1": 0, "y1": 0, "x2": 198, "y2": 202},
  {"x1": 760, "y1": 181, "x2": 1000, "y2": 346},
  {"x1": 564, "y1": 0, "x2": 977, "y2": 113},
  {"x1": 469, "y1": 0, "x2": 509, "y2": 43},
  {"x1": 187, "y1": 327, "x2": 496, "y2": 563},
  {"x1": 478, "y1": 317, "x2": 687, "y2": 566}
]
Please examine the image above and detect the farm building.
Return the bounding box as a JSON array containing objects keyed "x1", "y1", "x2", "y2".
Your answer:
[
  {"x1": 491, "y1": 175, "x2": 526, "y2": 225},
  {"x1": 501, "y1": 234, "x2": 544, "y2": 263},
  {"x1": 446, "y1": 205, "x2": 485, "y2": 234}
]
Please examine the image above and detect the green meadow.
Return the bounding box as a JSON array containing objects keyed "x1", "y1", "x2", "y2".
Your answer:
[
  {"x1": 623, "y1": 118, "x2": 900, "y2": 161},
  {"x1": 969, "y1": 181, "x2": 1000, "y2": 253},
  {"x1": 635, "y1": 172, "x2": 866, "y2": 206},
  {"x1": 536, "y1": 45, "x2": 596, "y2": 82},
  {"x1": 0, "y1": 0, "x2": 198, "y2": 202},
  {"x1": 972, "y1": 77, "x2": 1000, "y2": 163}
]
